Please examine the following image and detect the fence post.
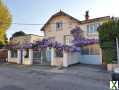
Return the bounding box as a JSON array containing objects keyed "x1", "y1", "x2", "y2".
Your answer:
[
  {"x1": 63, "y1": 50, "x2": 68, "y2": 67},
  {"x1": 51, "y1": 48, "x2": 55, "y2": 66},
  {"x1": 17, "y1": 49, "x2": 22, "y2": 64},
  {"x1": 29, "y1": 49, "x2": 33, "y2": 65},
  {"x1": 8, "y1": 50, "x2": 11, "y2": 63}
]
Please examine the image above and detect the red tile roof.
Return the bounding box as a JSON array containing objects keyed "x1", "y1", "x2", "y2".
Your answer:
[
  {"x1": 41, "y1": 10, "x2": 81, "y2": 31},
  {"x1": 41, "y1": 11, "x2": 110, "y2": 31},
  {"x1": 80, "y1": 16, "x2": 110, "y2": 24}
]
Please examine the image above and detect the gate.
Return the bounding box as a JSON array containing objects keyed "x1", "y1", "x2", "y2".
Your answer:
[
  {"x1": 33, "y1": 49, "x2": 51, "y2": 65},
  {"x1": 0, "y1": 49, "x2": 7, "y2": 63}
]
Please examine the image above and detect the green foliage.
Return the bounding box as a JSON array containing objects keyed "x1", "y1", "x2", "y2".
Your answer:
[
  {"x1": 97, "y1": 19, "x2": 119, "y2": 64},
  {"x1": 0, "y1": 0, "x2": 12, "y2": 45},
  {"x1": 0, "y1": 41, "x2": 4, "y2": 48},
  {"x1": 4, "y1": 34, "x2": 8, "y2": 44},
  {"x1": 102, "y1": 49, "x2": 117, "y2": 64},
  {"x1": 100, "y1": 41, "x2": 115, "y2": 49},
  {"x1": 10, "y1": 31, "x2": 26, "y2": 39}
]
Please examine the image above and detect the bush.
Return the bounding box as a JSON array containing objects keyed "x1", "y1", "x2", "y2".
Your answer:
[
  {"x1": 0, "y1": 41, "x2": 5, "y2": 49},
  {"x1": 98, "y1": 19, "x2": 119, "y2": 64}
]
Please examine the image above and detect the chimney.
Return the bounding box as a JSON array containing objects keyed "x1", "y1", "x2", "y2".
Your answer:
[{"x1": 85, "y1": 11, "x2": 89, "y2": 20}]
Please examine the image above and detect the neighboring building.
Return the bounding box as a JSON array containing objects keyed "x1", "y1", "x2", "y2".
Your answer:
[
  {"x1": 41, "y1": 10, "x2": 110, "y2": 65},
  {"x1": 8, "y1": 34, "x2": 44, "y2": 64},
  {"x1": 10, "y1": 34, "x2": 43, "y2": 45}
]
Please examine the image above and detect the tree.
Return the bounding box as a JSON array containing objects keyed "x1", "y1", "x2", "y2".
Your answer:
[
  {"x1": 97, "y1": 18, "x2": 119, "y2": 64},
  {"x1": 10, "y1": 31, "x2": 26, "y2": 39},
  {"x1": 4, "y1": 34, "x2": 8, "y2": 44},
  {"x1": 0, "y1": 0, "x2": 12, "y2": 45}
]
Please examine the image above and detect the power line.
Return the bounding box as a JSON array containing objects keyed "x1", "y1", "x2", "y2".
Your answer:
[
  {"x1": 12, "y1": 23, "x2": 44, "y2": 25},
  {"x1": 0, "y1": 21, "x2": 79, "y2": 26}
]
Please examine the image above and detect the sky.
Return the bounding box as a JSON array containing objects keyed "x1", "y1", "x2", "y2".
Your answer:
[{"x1": 3, "y1": 0, "x2": 119, "y2": 38}]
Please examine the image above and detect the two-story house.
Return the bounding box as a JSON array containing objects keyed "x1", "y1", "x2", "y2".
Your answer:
[{"x1": 41, "y1": 10, "x2": 110, "y2": 66}]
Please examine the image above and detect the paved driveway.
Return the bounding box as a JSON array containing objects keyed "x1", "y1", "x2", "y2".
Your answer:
[{"x1": 0, "y1": 64, "x2": 111, "y2": 90}]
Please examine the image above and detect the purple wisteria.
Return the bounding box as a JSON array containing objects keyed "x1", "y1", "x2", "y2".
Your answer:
[
  {"x1": 71, "y1": 26, "x2": 98, "y2": 47},
  {"x1": 72, "y1": 38, "x2": 98, "y2": 47},
  {"x1": 33, "y1": 39, "x2": 80, "y2": 52},
  {"x1": 8, "y1": 27, "x2": 98, "y2": 53}
]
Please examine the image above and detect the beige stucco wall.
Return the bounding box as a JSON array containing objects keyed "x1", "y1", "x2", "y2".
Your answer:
[
  {"x1": 44, "y1": 16, "x2": 80, "y2": 44},
  {"x1": 44, "y1": 15, "x2": 109, "y2": 44},
  {"x1": 52, "y1": 57, "x2": 63, "y2": 66},
  {"x1": 10, "y1": 35, "x2": 44, "y2": 45},
  {"x1": 30, "y1": 35, "x2": 43, "y2": 43},
  {"x1": 8, "y1": 35, "x2": 43, "y2": 65},
  {"x1": 10, "y1": 35, "x2": 31, "y2": 44},
  {"x1": 8, "y1": 50, "x2": 20, "y2": 64},
  {"x1": 23, "y1": 58, "x2": 31, "y2": 65},
  {"x1": 80, "y1": 19, "x2": 109, "y2": 39},
  {"x1": 8, "y1": 58, "x2": 18, "y2": 64},
  {"x1": 43, "y1": 15, "x2": 109, "y2": 66}
]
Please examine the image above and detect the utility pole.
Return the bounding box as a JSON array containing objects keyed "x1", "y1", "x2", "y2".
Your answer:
[{"x1": 116, "y1": 37, "x2": 119, "y2": 64}]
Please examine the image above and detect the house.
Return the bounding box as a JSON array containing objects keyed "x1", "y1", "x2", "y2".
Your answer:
[
  {"x1": 8, "y1": 34, "x2": 43, "y2": 64},
  {"x1": 8, "y1": 11, "x2": 110, "y2": 67},
  {"x1": 40, "y1": 10, "x2": 110, "y2": 66},
  {"x1": 9, "y1": 34, "x2": 43, "y2": 45}
]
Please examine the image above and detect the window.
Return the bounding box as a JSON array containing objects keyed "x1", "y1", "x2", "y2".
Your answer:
[
  {"x1": 56, "y1": 21, "x2": 63, "y2": 30},
  {"x1": 87, "y1": 23, "x2": 100, "y2": 33},
  {"x1": 81, "y1": 47, "x2": 89, "y2": 55},
  {"x1": 64, "y1": 35, "x2": 73, "y2": 45},
  {"x1": 11, "y1": 49, "x2": 17, "y2": 58},
  {"x1": 90, "y1": 24, "x2": 94, "y2": 33},
  {"x1": 81, "y1": 45, "x2": 100, "y2": 55},
  {"x1": 87, "y1": 25, "x2": 90, "y2": 33}
]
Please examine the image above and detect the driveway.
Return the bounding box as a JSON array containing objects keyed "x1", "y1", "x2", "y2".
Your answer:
[{"x1": 0, "y1": 63, "x2": 111, "y2": 90}]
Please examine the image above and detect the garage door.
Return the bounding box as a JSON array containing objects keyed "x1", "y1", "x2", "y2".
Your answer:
[
  {"x1": 79, "y1": 55, "x2": 102, "y2": 65},
  {"x1": 79, "y1": 44, "x2": 102, "y2": 65}
]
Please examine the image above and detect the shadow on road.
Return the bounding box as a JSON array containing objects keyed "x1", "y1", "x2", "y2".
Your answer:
[{"x1": 0, "y1": 85, "x2": 26, "y2": 90}]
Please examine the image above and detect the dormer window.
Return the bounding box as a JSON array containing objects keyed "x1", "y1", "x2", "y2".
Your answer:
[{"x1": 56, "y1": 21, "x2": 63, "y2": 31}]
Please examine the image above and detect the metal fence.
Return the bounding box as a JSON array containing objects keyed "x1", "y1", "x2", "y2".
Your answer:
[{"x1": 0, "y1": 49, "x2": 8, "y2": 63}]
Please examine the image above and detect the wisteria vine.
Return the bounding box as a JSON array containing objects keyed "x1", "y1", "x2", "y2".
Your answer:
[{"x1": 8, "y1": 27, "x2": 98, "y2": 53}]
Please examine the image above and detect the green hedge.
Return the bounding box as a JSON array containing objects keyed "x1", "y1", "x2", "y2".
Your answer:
[
  {"x1": 98, "y1": 19, "x2": 119, "y2": 64},
  {"x1": 100, "y1": 41, "x2": 115, "y2": 49},
  {"x1": 102, "y1": 48, "x2": 117, "y2": 64}
]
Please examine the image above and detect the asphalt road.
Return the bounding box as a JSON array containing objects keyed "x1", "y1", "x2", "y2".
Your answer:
[{"x1": 0, "y1": 64, "x2": 111, "y2": 90}]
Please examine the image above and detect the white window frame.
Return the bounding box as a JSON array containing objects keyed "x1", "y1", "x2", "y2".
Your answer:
[
  {"x1": 56, "y1": 21, "x2": 63, "y2": 31},
  {"x1": 81, "y1": 45, "x2": 100, "y2": 55},
  {"x1": 64, "y1": 35, "x2": 73, "y2": 45}
]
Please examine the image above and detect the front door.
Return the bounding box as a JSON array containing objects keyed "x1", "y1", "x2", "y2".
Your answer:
[{"x1": 33, "y1": 49, "x2": 51, "y2": 65}]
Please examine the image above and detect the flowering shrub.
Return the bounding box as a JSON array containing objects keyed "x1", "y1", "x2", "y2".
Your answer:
[
  {"x1": 8, "y1": 27, "x2": 98, "y2": 54},
  {"x1": 70, "y1": 27, "x2": 83, "y2": 40}
]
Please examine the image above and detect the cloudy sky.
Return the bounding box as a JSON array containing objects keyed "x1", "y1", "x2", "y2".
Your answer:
[{"x1": 4, "y1": 0, "x2": 119, "y2": 38}]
